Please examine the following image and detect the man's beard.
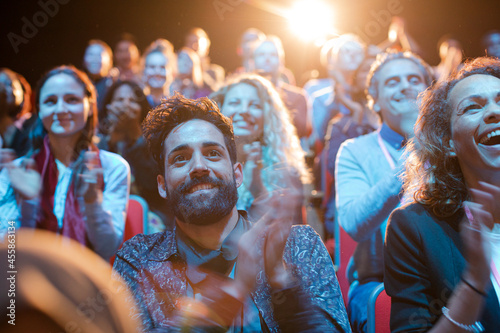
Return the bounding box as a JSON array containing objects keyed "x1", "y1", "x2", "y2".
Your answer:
[{"x1": 166, "y1": 174, "x2": 239, "y2": 226}]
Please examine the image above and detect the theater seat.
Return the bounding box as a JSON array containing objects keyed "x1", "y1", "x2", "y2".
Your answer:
[
  {"x1": 367, "y1": 282, "x2": 391, "y2": 333},
  {"x1": 335, "y1": 221, "x2": 357, "y2": 306},
  {"x1": 110, "y1": 195, "x2": 149, "y2": 265}
]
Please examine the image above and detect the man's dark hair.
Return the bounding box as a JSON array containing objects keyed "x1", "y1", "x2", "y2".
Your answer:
[{"x1": 142, "y1": 93, "x2": 237, "y2": 175}]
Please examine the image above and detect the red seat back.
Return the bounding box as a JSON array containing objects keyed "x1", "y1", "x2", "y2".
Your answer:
[
  {"x1": 110, "y1": 195, "x2": 149, "y2": 265},
  {"x1": 335, "y1": 224, "x2": 357, "y2": 306},
  {"x1": 367, "y1": 283, "x2": 391, "y2": 333}
]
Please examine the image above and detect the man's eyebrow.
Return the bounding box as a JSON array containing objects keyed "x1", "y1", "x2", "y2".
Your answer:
[
  {"x1": 167, "y1": 144, "x2": 190, "y2": 159},
  {"x1": 202, "y1": 141, "x2": 226, "y2": 150},
  {"x1": 167, "y1": 141, "x2": 226, "y2": 159}
]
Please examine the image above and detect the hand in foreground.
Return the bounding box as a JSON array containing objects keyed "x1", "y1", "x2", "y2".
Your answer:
[
  {"x1": 1, "y1": 149, "x2": 41, "y2": 200},
  {"x1": 461, "y1": 182, "x2": 498, "y2": 293}
]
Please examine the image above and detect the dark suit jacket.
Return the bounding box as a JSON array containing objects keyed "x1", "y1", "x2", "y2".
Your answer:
[{"x1": 384, "y1": 202, "x2": 500, "y2": 332}]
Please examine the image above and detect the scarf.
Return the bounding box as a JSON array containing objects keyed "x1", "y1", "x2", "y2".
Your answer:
[{"x1": 34, "y1": 136, "x2": 103, "y2": 247}]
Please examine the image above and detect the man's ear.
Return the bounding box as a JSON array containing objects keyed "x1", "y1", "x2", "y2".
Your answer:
[
  {"x1": 233, "y1": 162, "x2": 243, "y2": 188},
  {"x1": 447, "y1": 139, "x2": 457, "y2": 157},
  {"x1": 157, "y1": 174, "x2": 167, "y2": 198},
  {"x1": 373, "y1": 102, "x2": 381, "y2": 113}
]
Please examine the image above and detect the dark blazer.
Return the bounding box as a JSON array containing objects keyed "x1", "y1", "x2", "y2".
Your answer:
[{"x1": 384, "y1": 202, "x2": 500, "y2": 332}]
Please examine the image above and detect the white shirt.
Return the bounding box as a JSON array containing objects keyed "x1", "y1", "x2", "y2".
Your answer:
[{"x1": 0, "y1": 150, "x2": 131, "y2": 260}]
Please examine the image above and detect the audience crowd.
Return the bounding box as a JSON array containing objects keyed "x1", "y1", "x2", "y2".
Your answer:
[{"x1": 1, "y1": 21, "x2": 500, "y2": 333}]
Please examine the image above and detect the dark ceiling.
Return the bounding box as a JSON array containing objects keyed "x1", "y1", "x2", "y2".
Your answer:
[{"x1": 1, "y1": 0, "x2": 499, "y2": 86}]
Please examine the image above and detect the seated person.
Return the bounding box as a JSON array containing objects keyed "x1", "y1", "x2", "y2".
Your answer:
[
  {"x1": 309, "y1": 34, "x2": 366, "y2": 149},
  {"x1": 211, "y1": 73, "x2": 309, "y2": 224},
  {"x1": 0, "y1": 66, "x2": 130, "y2": 261},
  {"x1": 140, "y1": 38, "x2": 175, "y2": 108},
  {"x1": 335, "y1": 51, "x2": 433, "y2": 332},
  {"x1": 0, "y1": 68, "x2": 34, "y2": 156},
  {"x1": 169, "y1": 47, "x2": 213, "y2": 99},
  {"x1": 234, "y1": 27, "x2": 266, "y2": 74},
  {"x1": 322, "y1": 52, "x2": 381, "y2": 236},
  {"x1": 113, "y1": 33, "x2": 141, "y2": 83},
  {"x1": 481, "y1": 29, "x2": 500, "y2": 58},
  {"x1": 184, "y1": 27, "x2": 225, "y2": 89},
  {"x1": 433, "y1": 35, "x2": 463, "y2": 82},
  {"x1": 251, "y1": 36, "x2": 310, "y2": 138},
  {"x1": 113, "y1": 94, "x2": 350, "y2": 332},
  {"x1": 82, "y1": 39, "x2": 115, "y2": 114},
  {"x1": 99, "y1": 80, "x2": 169, "y2": 231},
  {"x1": 384, "y1": 57, "x2": 500, "y2": 332}
]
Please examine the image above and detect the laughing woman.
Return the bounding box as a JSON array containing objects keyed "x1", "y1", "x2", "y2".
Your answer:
[
  {"x1": 384, "y1": 57, "x2": 500, "y2": 332},
  {"x1": 0, "y1": 65, "x2": 130, "y2": 260}
]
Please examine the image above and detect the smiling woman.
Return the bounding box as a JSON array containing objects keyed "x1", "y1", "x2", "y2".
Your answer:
[
  {"x1": 211, "y1": 74, "x2": 309, "y2": 223},
  {"x1": 384, "y1": 57, "x2": 500, "y2": 332},
  {"x1": 0, "y1": 65, "x2": 130, "y2": 261}
]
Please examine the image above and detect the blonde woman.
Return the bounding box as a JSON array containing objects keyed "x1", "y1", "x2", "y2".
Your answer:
[{"x1": 211, "y1": 74, "x2": 309, "y2": 223}]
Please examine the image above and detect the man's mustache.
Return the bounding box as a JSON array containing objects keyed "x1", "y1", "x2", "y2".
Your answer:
[{"x1": 178, "y1": 175, "x2": 226, "y2": 194}]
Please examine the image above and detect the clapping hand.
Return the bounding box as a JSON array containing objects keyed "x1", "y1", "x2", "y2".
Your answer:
[
  {"x1": 461, "y1": 181, "x2": 499, "y2": 294},
  {"x1": 242, "y1": 141, "x2": 265, "y2": 198},
  {"x1": 1, "y1": 149, "x2": 41, "y2": 200},
  {"x1": 78, "y1": 151, "x2": 103, "y2": 204}
]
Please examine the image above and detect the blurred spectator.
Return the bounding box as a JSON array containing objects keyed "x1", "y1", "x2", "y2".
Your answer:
[
  {"x1": 114, "y1": 33, "x2": 141, "y2": 82},
  {"x1": 252, "y1": 36, "x2": 310, "y2": 138},
  {"x1": 434, "y1": 35, "x2": 463, "y2": 82},
  {"x1": 185, "y1": 27, "x2": 225, "y2": 89},
  {"x1": 309, "y1": 34, "x2": 366, "y2": 150},
  {"x1": 82, "y1": 39, "x2": 115, "y2": 113},
  {"x1": 170, "y1": 47, "x2": 213, "y2": 99},
  {"x1": 322, "y1": 51, "x2": 382, "y2": 236},
  {"x1": 235, "y1": 27, "x2": 266, "y2": 73},
  {"x1": 0, "y1": 68, "x2": 34, "y2": 156},
  {"x1": 141, "y1": 38, "x2": 176, "y2": 108},
  {"x1": 481, "y1": 29, "x2": 500, "y2": 58}
]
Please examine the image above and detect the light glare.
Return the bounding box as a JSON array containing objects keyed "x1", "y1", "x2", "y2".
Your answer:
[{"x1": 287, "y1": 0, "x2": 334, "y2": 42}]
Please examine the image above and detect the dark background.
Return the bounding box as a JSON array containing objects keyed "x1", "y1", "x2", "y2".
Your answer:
[{"x1": 1, "y1": 0, "x2": 500, "y2": 87}]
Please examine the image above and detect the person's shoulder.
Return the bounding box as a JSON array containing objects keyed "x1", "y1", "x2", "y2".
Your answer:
[
  {"x1": 390, "y1": 201, "x2": 462, "y2": 232},
  {"x1": 287, "y1": 225, "x2": 323, "y2": 247},
  {"x1": 339, "y1": 130, "x2": 378, "y2": 151},
  {"x1": 388, "y1": 202, "x2": 443, "y2": 236},
  {"x1": 118, "y1": 230, "x2": 175, "y2": 260}
]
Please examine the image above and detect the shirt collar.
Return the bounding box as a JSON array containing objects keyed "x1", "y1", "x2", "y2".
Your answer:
[{"x1": 379, "y1": 122, "x2": 406, "y2": 150}]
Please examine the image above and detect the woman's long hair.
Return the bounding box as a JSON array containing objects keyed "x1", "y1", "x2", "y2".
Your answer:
[
  {"x1": 211, "y1": 74, "x2": 309, "y2": 205},
  {"x1": 30, "y1": 65, "x2": 98, "y2": 191}
]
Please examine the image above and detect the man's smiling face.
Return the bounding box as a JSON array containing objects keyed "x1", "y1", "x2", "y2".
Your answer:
[
  {"x1": 158, "y1": 119, "x2": 242, "y2": 225},
  {"x1": 374, "y1": 58, "x2": 427, "y2": 138}
]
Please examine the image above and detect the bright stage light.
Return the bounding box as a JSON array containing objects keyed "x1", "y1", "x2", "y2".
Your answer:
[{"x1": 286, "y1": 0, "x2": 335, "y2": 42}]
